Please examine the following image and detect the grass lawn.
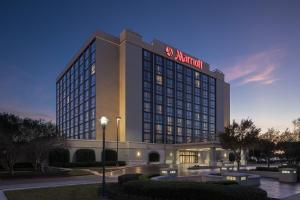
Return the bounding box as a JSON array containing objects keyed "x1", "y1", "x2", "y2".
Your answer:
[
  {"x1": 5, "y1": 184, "x2": 102, "y2": 200},
  {"x1": 0, "y1": 169, "x2": 93, "y2": 179}
]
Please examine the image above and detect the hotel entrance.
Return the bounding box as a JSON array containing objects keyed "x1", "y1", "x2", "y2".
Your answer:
[{"x1": 179, "y1": 151, "x2": 198, "y2": 164}]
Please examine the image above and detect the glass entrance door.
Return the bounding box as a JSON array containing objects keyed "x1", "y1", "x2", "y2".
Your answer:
[{"x1": 179, "y1": 151, "x2": 198, "y2": 164}]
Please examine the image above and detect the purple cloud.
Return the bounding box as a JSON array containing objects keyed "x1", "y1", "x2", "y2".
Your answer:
[{"x1": 224, "y1": 48, "x2": 284, "y2": 86}]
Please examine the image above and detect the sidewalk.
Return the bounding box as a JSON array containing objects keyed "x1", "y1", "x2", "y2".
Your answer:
[{"x1": 282, "y1": 193, "x2": 300, "y2": 200}]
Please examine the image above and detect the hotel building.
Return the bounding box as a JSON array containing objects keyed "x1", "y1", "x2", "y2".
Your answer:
[{"x1": 56, "y1": 29, "x2": 230, "y2": 166}]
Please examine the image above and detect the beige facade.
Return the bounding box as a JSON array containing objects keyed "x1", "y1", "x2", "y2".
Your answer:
[{"x1": 57, "y1": 29, "x2": 230, "y2": 166}]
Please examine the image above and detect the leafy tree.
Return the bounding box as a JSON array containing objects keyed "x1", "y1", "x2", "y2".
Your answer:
[
  {"x1": 0, "y1": 113, "x2": 66, "y2": 174},
  {"x1": 23, "y1": 119, "x2": 67, "y2": 172},
  {"x1": 228, "y1": 152, "x2": 235, "y2": 162},
  {"x1": 0, "y1": 113, "x2": 26, "y2": 175},
  {"x1": 292, "y1": 118, "x2": 300, "y2": 140},
  {"x1": 258, "y1": 128, "x2": 279, "y2": 167},
  {"x1": 219, "y1": 119, "x2": 260, "y2": 170}
]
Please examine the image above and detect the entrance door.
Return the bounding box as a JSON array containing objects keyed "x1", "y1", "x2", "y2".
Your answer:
[{"x1": 179, "y1": 151, "x2": 198, "y2": 164}]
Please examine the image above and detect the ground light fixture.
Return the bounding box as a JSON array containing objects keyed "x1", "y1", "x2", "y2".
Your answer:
[
  {"x1": 99, "y1": 116, "x2": 109, "y2": 197},
  {"x1": 116, "y1": 116, "x2": 121, "y2": 166}
]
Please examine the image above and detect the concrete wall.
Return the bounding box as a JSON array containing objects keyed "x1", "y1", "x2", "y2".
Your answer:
[
  {"x1": 67, "y1": 139, "x2": 167, "y2": 166},
  {"x1": 216, "y1": 79, "x2": 230, "y2": 138},
  {"x1": 95, "y1": 37, "x2": 120, "y2": 141},
  {"x1": 119, "y1": 31, "x2": 143, "y2": 142}
]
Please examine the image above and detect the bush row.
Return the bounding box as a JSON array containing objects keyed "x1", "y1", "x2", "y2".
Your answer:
[
  {"x1": 255, "y1": 167, "x2": 279, "y2": 172},
  {"x1": 49, "y1": 148, "x2": 120, "y2": 164},
  {"x1": 50, "y1": 161, "x2": 126, "y2": 168},
  {"x1": 121, "y1": 180, "x2": 268, "y2": 200},
  {"x1": 118, "y1": 173, "x2": 142, "y2": 185},
  {"x1": 0, "y1": 162, "x2": 34, "y2": 171}
]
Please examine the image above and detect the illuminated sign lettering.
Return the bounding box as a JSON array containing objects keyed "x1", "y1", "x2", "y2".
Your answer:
[{"x1": 165, "y1": 46, "x2": 203, "y2": 70}]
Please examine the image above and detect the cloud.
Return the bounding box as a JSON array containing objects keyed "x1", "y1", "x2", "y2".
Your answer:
[{"x1": 224, "y1": 48, "x2": 284, "y2": 86}]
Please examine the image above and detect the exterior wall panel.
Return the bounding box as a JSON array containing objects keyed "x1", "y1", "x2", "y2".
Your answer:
[{"x1": 95, "y1": 38, "x2": 119, "y2": 141}]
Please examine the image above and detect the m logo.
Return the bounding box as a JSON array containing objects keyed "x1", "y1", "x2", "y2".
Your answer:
[{"x1": 165, "y1": 46, "x2": 174, "y2": 57}]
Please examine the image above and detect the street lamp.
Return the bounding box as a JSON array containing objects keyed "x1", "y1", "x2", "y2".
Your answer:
[
  {"x1": 116, "y1": 116, "x2": 121, "y2": 166},
  {"x1": 99, "y1": 116, "x2": 109, "y2": 197}
]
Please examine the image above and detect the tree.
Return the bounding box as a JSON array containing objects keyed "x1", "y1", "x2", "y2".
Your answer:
[
  {"x1": 0, "y1": 113, "x2": 26, "y2": 175},
  {"x1": 219, "y1": 119, "x2": 260, "y2": 171},
  {"x1": 0, "y1": 113, "x2": 67, "y2": 175},
  {"x1": 258, "y1": 128, "x2": 279, "y2": 168},
  {"x1": 276, "y1": 128, "x2": 300, "y2": 165},
  {"x1": 23, "y1": 119, "x2": 67, "y2": 172},
  {"x1": 292, "y1": 118, "x2": 300, "y2": 141}
]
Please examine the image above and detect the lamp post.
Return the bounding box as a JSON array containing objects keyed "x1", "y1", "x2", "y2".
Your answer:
[
  {"x1": 99, "y1": 116, "x2": 109, "y2": 197},
  {"x1": 116, "y1": 116, "x2": 121, "y2": 166}
]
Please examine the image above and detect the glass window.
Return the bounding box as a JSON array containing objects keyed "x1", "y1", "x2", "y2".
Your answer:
[
  {"x1": 144, "y1": 102, "x2": 151, "y2": 112},
  {"x1": 144, "y1": 92, "x2": 151, "y2": 102},
  {"x1": 91, "y1": 41, "x2": 96, "y2": 52},
  {"x1": 143, "y1": 50, "x2": 151, "y2": 60},
  {"x1": 167, "y1": 116, "x2": 174, "y2": 125},
  {"x1": 144, "y1": 71, "x2": 152, "y2": 81},
  {"x1": 156, "y1": 105, "x2": 163, "y2": 114},
  {"x1": 155, "y1": 114, "x2": 163, "y2": 123},
  {"x1": 167, "y1": 88, "x2": 173, "y2": 97},
  {"x1": 177, "y1": 127, "x2": 182, "y2": 135},
  {"x1": 167, "y1": 98, "x2": 173, "y2": 107},
  {"x1": 155, "y1": 56, "x2": 163, "y2": 65},
  {"x1": 156, "y1": 65, "x2": 163, "y2": 75},
  {"x1": 144, "y1": 112, "x2": 151, "y2": 122},
  {"x1": 167, "y1": 79, "x2": 173, "y2": 88},
  {"x1": 91, "y1": 64, "x2": 96, "y2": 75},
  {"x1": 156, "y1": 75, "x2": 163, "y2": 85},
  {"x1": 156, "y1": 95, "x2": 163, "y2": 104},
  {"x1": 167, "y1": 107, "x2": 173, "y2": 115}
]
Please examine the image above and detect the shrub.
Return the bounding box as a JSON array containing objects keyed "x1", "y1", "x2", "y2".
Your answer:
[
  {"x1": 75, "y1": 149, "x2": 95, "y2": 162},
  {"x1": 13, "y1": 162, "x2": 34, "y2": 171},
  {"x1": 102, "y1": 149, "x2": 117, "y2": 162},
  {"x1": 48, "y1": 148, "x2": 70, "y2": 166},
  {"x1": 148, "y1": 152, "x2": 160, "y2": 162},
  {"x1": 118, "y1": 173, "x2": 142, "y2": 185},
  {"x1": 206, "y1": 180, "x2": 238, "y2": 185},
  {"x1": 229, "y1": 152, "x2": 235, "y2": 162},
  {"x1": 256, "y1": 167, "x2": 279, "y2": 172},
  {"x1": 139, "y1": 173, "x2": 160, "y2": 181},
  {"x1": 279, "y1": 165, "x2": 300, "y2": 181},
  {"x1": 122, "y1": 181, "x2": 268, "y2": 200},
  {"x1": 51, "y1": 161, "x2": 126, "y2": 168}
]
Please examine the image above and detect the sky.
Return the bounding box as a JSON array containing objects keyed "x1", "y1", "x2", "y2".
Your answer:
[{"x1": 0, "y1": 0, "x2": 299, "y2": 132}]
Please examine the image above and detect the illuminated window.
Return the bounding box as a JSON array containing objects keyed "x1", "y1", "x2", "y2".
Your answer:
[
  {"x1": 156, "y1": 75, "x2": 163, "y2": 85},
  {"x1": 195, "y1": 80, "x2": 200, "y2": 88},
  {"x1": 167, "y1": 126, "x2": 173, "y2": 135},
  {"x1": 177, "y1": 127, "x2": 182, "y2": 135},
  {"x1": 156, "y1": 105, "x2": 162, "y2": 114},
  {"x1": 91, "y1": 64, "x2": 96, "y2": 75}
]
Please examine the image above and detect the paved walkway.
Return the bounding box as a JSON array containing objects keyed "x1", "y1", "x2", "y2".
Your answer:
[{"x1": 282, "y1": 193, "x2": 300, "y2": 200}]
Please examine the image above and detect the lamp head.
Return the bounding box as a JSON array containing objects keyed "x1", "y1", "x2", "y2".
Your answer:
[{"x1": 99, "y1": 116, "x2": 109, "y2": 128}]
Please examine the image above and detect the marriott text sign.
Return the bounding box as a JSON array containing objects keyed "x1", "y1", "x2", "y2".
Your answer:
[{"x1": 165, "y1": 46, "x2": 203, "y2": 70}]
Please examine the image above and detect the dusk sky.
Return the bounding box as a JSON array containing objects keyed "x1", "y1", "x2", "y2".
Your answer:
[{"x1": 0, "y1": 0, "x2": 299, "y2": 132}]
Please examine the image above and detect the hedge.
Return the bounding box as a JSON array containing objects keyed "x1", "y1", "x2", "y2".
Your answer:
[
  {"x1": 48, "y1": 148, "x2": 70, "y2": 165},
  {"x1": 121, "y1": 181, "x2": 268, "y2": 200},
  {"x1": 148, "y1": 152, "x2": 160, "y2": 162},
  {"x1": 118, "y1": 173, "x2": 142, "y2": 185},
  {"x1": 255, "y1": 167, "x2": 279, "y2": 172},
  {"x1": 75, "y1": 149, "x2": 96, "y2": 162},
  {"x1": 102, "y1": 149, "x2": 117, "y2": 162},
  {"x1": 51, "y1": 161, "x2": 126, "y2": 168}
]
